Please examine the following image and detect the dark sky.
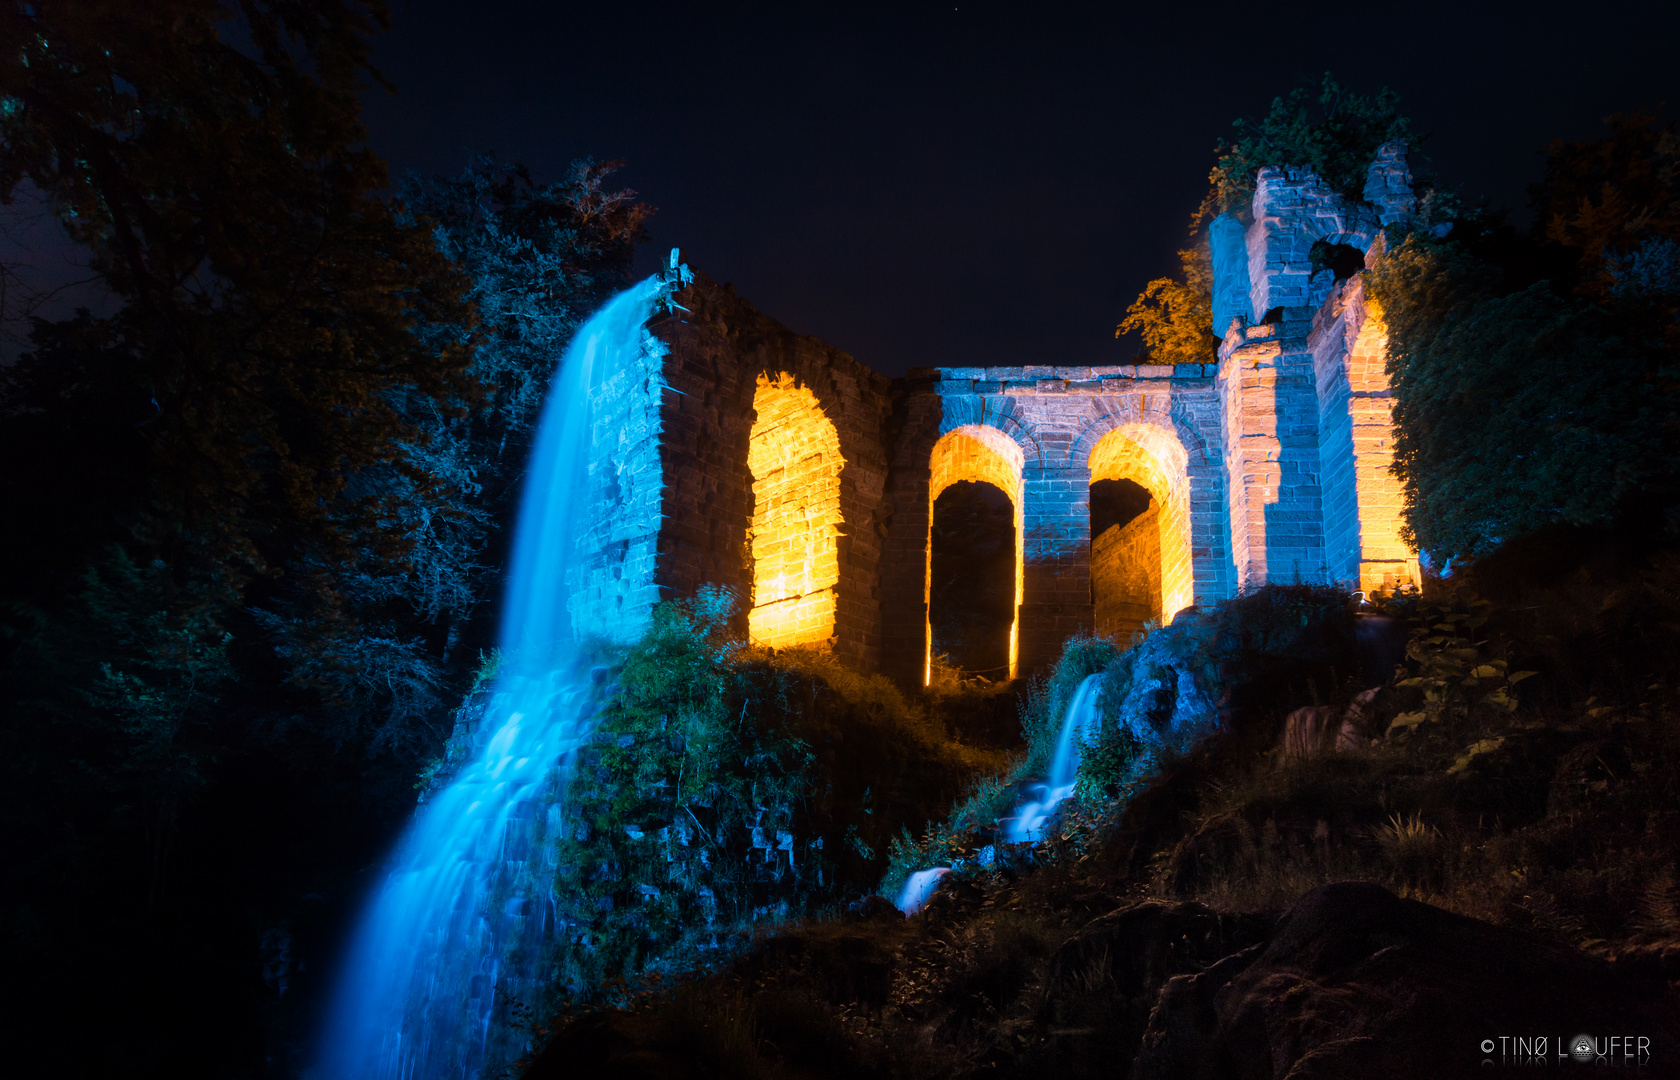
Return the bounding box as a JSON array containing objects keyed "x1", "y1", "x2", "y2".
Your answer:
[{"x1": 362, "y1": 1, "x2": 1680, "y2": 378}]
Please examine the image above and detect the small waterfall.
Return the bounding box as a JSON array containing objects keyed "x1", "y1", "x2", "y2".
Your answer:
[
  {"x1": 896, "y1": 868, "x2": 951, "y2": 915},
  {"x1": 319, "y1": 273, "x2": 674, "y2": 1079},
  {"x1": 893, "y1": 673, "x2": 1107, "y2": 914},
  {"x1": 1003, "y1": 673, "x2": 1104, "y2": 843}
]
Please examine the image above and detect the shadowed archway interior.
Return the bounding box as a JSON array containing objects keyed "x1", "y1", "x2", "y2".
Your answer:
[
  {"x1": 928, "y1": 480, "x2": 1015, "y2": 677},
  {"x1": 1089, "y1": 477, "x2": 1158, "y2": 639},
  {"x1": 1086, "y1": 425, "x2": 1193, "y2": 633},
  {"x1": 926, "y1": 426, "x2": 1024, "y2": 682}
]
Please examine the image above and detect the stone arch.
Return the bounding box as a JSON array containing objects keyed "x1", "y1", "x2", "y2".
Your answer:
[
  {"x1": 936, "y1": 398, "x2": 1044, "y2": 471},
  {"x1": 926, "y1": 424, "x2": 1024, "y2": 681},
  {"x1": 746, "y1": 372, "x2": 845, "y2": 648},
  {"x1": 1082, "y1": 422, "x2": 1195, "y2": 626},
  {"x1": 1319, "y1": 229, "x2": 1375, "y2": 253}
]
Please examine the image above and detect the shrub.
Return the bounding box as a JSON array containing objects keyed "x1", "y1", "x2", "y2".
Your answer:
[{"x1": 510, "y1": 588, "x2": 995, "y2": 1007}]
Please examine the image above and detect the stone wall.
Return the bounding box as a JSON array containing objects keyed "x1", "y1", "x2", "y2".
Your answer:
[
  {"x1": 745, "y1": 373, "x2": 846, "y2": 648},
  {"x1": 1213, "y1": 140, "x2": 1420, "y2": 593},
  {"x1": 577, "y1": 143, "x2": 1421, "y2": 684},
  {"x1": 650, "y1": 276, "x2": 893, "y2": 670},
  {"x1": 569, "y1": 324, "x2": 669, "y2": 643},
  {"x1": 1091, "y1": 501, "x2": 1161, "y2": 638},
  {"x1": 880, "y1": 365, "x2": 1231, "y2": 682},
  {"x1": 1308, "y1": 263, "x2": 1418, "y2": 591}
]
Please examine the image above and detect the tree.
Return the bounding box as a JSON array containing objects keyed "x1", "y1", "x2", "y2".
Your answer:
[
  {"x1": 1372, "y1": 111, "x2": 1679, "y2": 562},
  {"x1": 1532, "y1": 110, "x2": 1679, "y2": 345},
  {"x1": 1120, "y1": 74, "x2": 1411, "y2": 364},
  {"x1": 1116, "y1": 243, "x2": 1218, "y2": 365},
  {"x1": 1209, "y1": 72, "x2": 1415, "y2": 217},
  {"x1": 0, "y1": 4, "x2": 484, "y2": 1073},
  {"x1": 1, "y1": 0, "x2": 473, "y2": 586},
  {"x1": 252, "y1": 157, "x2": 651, "y2": 751}
]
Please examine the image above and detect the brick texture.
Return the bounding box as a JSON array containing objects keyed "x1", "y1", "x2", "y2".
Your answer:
[{"x1": 596, "y1": 147, "x2": 1422, "y2": 684}]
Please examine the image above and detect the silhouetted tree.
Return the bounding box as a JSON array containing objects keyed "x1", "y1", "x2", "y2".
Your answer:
[{"x1": 1374, "y1": 111, "x2": 1679, "y2": 562}]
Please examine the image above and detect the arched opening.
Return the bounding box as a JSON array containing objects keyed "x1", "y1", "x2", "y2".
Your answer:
[
  {"x1": 747, "y1": 372, "x2": 844, "y2": 648},
  {"x1": 1089, "y1": 478, "x2": 1159, "y2": 639},
  {"x1": 1087, "y1": 425, "x2": 1193, "y2": 632},
  {"x1": 927, "y1": 427, "x2": 1023, "y2": 683},
  {"x1": 929, "y1": 481, "x2": 1015, "y2": 678}
]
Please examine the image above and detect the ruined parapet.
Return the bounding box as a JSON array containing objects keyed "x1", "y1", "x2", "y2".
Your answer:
[
  {"x1": 1209, "y1": 213, "x2": 1251, "y2": 338},
  {"x1": 1245, "y1": 166, "x2": 1382, "y2": 320},
  {"x1": 1362, "y1": 140, "x2": 1415, "y2": 227},
  {"x1": 1217, "y1": 142, "x2": 1420, "y2": 593},
  {"x1": 650, "y1": 275, "x2": 893, "y2": 670}
]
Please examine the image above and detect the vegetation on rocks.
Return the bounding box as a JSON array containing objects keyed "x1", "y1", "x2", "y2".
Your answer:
[
  {"x1": 520, "y1": 566, "x2": 1680, "y2": 1077},
  {"x1": 458, "y1": 587, "x2": 1005, "y2": 1025},
  {"x1": 1119, "y1": 72, "x2": 1412, "y2": 366}
]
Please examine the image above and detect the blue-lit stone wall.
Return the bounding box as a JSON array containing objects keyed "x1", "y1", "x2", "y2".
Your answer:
[{"x1": 574, "y1": 142, "x2": 1419, "y2": 682}]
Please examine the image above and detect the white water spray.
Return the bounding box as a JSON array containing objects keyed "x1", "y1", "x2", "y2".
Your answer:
[
  {"x1": 319, "y1": 271, "x2": 678, "y2": 1079},
  {"x1": 893, "y1": 673, "x2": 1107, "y2": 915},
  {"x1": 1002, "y1": 673, "x2": 1105, "y2": 843}
]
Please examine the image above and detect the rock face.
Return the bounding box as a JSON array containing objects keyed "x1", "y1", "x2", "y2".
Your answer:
[{"x1": 1132, "y1": 882, "x2": 1679, "y2": 1078}]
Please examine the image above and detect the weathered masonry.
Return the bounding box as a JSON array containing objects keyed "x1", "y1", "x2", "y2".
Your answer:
[{"x1": 575, "y1": 143, "x2": 1421, "y2": 686}]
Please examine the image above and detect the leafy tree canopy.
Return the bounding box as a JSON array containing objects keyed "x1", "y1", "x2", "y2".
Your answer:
[
  {"x1": 1209, "y1": 72, "x2": 1416, "y2": 218},
  {"x1": 0, "y1": 7, "x2": 645, "y2": 1070},
  {"x1": 1116, "y1": 243, "x2": 1217, "y2": 365},
  {"x1": 1, "y1": 1, "x2": 474, "y2": 585},
  {"x1": 1374, "y1": 111, "x2": 1680, "y2": 562}
]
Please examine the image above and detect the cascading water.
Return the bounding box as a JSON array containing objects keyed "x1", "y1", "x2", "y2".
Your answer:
[
  {"x1": 319, "y1": 268, "x2": 682, "y2": 1080},
  {"x1": 894, "y1": 674, "x2": 1108, "y2": 915},
  {"x1": 1001, "y1": 673, "x2": 1104, "y2": 843},
  {"x1": 896, "y1": 867, "x2": 951, "y2": 915}
]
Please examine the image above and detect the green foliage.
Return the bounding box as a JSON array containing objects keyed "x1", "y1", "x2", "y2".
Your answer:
[
  {"x1": 0, "y1": 0, "x2": 474, "y2": 580},
  {"x1": 1373, "y1": 221, "x2": 1675, "y2": 562},
  {"x1": 0, "y1": 7, "x2": 651, "y2": 1070},
  {"x1": 1073, "y1": 719, "x2": 1145, "y2": 804},
  {"x1": 1116, "y1": 243, "x2": 1219, "y2": 365},
  {"x1": 1120, "y1": 73, "x2": 1410, "y2": 365},
  {"x1": 1532, "y1": 110, "x2": 1679, "y2": 325},
  {"x1": 1373, "y1": 111, "x2": 1679, "y2": 561},
  {"x1": 1385, "y1": 595, "x2": 1536, "y2": 736},
  {"x1": 1209, "y1": 72, "x2": 1415, "y2": 215},
  {"x1": 520, "y1": 589, "x2": 993, "y2": 1003}
]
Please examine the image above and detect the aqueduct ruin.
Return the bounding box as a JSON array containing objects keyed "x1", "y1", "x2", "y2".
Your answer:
[{"x1": 569, "y1": 142, "x2": 1420, "y2": 687}]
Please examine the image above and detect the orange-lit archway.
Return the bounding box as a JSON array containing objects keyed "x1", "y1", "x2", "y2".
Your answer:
[
  {"x1": 747, "y1": 373, "x2": 845, "y2": 648},
  {"x1": 926, "y1": 426, "x2": 1024, "y2": 682},
  {"x1": 1087, "y1": 425, "x2": 1193, "y2": 630}
]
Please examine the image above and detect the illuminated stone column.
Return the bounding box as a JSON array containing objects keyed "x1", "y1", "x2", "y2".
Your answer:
[
  {"x1": 1345, "y1": 304, "x2": 1417, "y2": 592},
  {"x1": 1015, "y1": 465, "x2": 1095, "y2": 677},
  {"x1": 1308, "y1": 264, "x2": 1419, "y2": 593}
]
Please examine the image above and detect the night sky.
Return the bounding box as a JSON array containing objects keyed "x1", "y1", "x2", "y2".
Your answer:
[{"x1": 362, "y1": 2, "x2": 1673, "y2": 378}]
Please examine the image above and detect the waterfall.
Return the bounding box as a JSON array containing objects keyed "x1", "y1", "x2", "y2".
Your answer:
[
  {"x1": 1002, "y1": 673, "x2": 1104, "y2": 843},
  {"x1": 892, "y1": 673, "x2": 1107, "y2": 915},
  {"x1": 896, "y1": 867, "x2": 951, "y2": 915},
  {"x1": 318, "y1": 272, "x2": 675, "y2": 1080}
]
